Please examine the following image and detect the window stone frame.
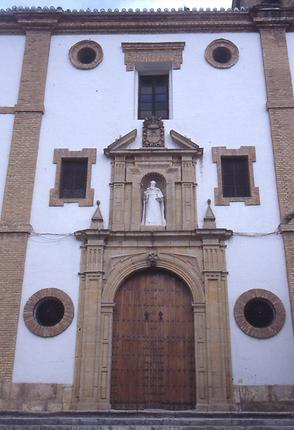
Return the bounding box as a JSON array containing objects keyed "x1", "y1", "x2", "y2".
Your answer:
[
  {"x1": 69, "y1": 40, "x2": 103, "y2": 70},
  {"x1": 212, "y1": 146, "x2": 260, "y2": 206},
  {"x1": 234, "y1": 289, "x2": 286, "y2": 339},
  {"x1": 49, "y1": 148, "x2": 96, "y2": 207},
  {"x1": 23, "y1": 288, "x2": 74, "y2": 338},
  {"x1": 205, "y1": 39, "x2": 239, "y2": 69}
]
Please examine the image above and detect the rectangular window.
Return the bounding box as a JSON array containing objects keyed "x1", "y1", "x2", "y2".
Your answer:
[
  {"x1": 221, "y1": 156, "x2": 250, "y2": 198},
  {"x1": 59, "y1": 158, "x2": 88, "y2": 199},
  {"x1": 138, "y1": 74, "x2": 169, "y2": 119}
]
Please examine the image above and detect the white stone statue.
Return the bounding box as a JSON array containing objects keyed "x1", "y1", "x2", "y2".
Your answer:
[{"x1": 142, "y1": 180, "x2": 166, "y2": 226}]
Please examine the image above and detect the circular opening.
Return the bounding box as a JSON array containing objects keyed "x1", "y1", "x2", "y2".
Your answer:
[
  {"x1": 34, "y1": 297, "x2": 65, "y2": 327},
  {"x1": 77, "y1": 47, "x2": 97, "y2": 64},
  {"x1": 244, "y1": 298, "x2": 275, "y2": 328},
  {"x1": 212, "y1": 46, "x2": 232, "y2": 64}
]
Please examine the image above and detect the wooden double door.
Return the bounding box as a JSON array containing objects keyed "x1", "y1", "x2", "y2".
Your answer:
[{"x1": 111, "y1": 269, "x2": 196, "y2": 410}]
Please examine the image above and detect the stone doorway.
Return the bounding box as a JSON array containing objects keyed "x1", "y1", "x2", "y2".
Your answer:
[{"x1": 111, "y1": 268, "x2": 196, "y2": 410}]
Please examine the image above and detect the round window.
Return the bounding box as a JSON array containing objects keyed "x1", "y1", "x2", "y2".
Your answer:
[
  {"x1": 24, "y1": 289, "x2": 74, "y2": 337},
  {"x1": 234, "y1": 289, "x2": 285, "y2": 339},
  {"x1": 244, "y1": 298, "x2": 275, "y2": 328},
  {"x1": 212, "y1": 46, "x2": 232, "y2": 64},
  {"x1": 77, "y1": 47, "x2": 97, "y2": 65},
  {"x1": 34, "y1": 297, "x2": 65, "y2": 327},
  {"x1": 205, "y1": 39, "x2": 239, "y2": 69},
  {"x1": 69, "y1": 40, "x2": 103, "y2": 70}
]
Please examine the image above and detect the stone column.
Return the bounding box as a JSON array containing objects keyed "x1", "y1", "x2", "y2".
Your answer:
[
  {"x1": 202, "y1": 240, "x2": 233, "y2": 410},
  {"x1": 73, "y1": 239, "x2": 105, "y2": 410},
  {"x1": 193, "y1": 303, "x2": 208, "y2": 409},
  {"x1": 97, "y1": 303, "x2": 115, "y2": 409}
]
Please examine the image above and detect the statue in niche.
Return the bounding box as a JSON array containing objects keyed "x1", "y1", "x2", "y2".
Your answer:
[{"x1": 142, "y1": 180, "x2": 166, "y2": 226}]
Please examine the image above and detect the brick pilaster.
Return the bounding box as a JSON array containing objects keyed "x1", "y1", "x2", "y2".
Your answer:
[
  {"x1": 259, "y1": 25, "x2": 294, "y2": 327},
  {"x1": 0, "y1": 30, "x2": 52, "y2": 381}
]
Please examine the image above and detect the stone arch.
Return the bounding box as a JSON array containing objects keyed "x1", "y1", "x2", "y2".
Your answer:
[
  {"x1": 102, "y1": 253, "x2": 204, "y2": 303},
  {"x1": 110, "y1": 268, "x2": 196, "y2": 409}
]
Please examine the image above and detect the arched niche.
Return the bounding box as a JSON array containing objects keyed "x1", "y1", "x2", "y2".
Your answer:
[{"x1": 141, "y1": 172, "x2": 167, "y2": 226}]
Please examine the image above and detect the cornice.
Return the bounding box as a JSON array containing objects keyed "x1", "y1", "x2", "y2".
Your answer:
[
  {"x1": 75, "y1": 228, "x2": 233, "y2": 242},
  {"x1": 0, "y1": 7, "x2": 293, "y2": 35},
  {"x1": 250, "y1": 6, "x2": 294, "y2": 27},
  {"x1": 0, "y1": 9, "x2": 254, "y2": 34}
]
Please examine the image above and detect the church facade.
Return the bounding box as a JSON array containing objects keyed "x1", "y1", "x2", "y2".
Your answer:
[{"x1": 0, "y1": 0, "x2": 294, "y2": 412}]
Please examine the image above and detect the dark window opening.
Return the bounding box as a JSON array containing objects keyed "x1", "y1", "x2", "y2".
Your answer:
[
  {"x1": 34, "y1": 297, "x2": 65, "y2": 327},
  {"x1": 212, "y1": 46, "x2": 232, "y2": 64},
  {"x1": 77, "y1": 47, "x2": 96, "y2": 64},
  {"x1": 244, "y1": 298, "x2": 275, "y2": 328},
  {"x1": 138, "y1": 74, "x2": 169, "y2": 119},
  {"x1": 59, "y1": 158, "x2": 88, "y2": 199},
  {"x1": 221, "y1": 156, "x2": 250, "y2": 198}
]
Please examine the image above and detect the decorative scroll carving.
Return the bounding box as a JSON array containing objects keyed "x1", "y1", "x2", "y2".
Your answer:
[{"x1": 147, "y1": 250, "x2": 158, "y2": 266}]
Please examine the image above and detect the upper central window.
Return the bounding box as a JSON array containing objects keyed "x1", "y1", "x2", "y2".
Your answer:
[{"x1": 138, "y1": 74, "x2": 169, "y2": 119}]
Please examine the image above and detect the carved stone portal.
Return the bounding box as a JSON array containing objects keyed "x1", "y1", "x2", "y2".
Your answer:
[{"x1": 72, "y1": 126, "x2": 234, "y2": 412}]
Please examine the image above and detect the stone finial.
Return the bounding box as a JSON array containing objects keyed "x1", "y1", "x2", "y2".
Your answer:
[
  {"x1": 203, "y1": 199, "x2": 216, "y2": 229},
  {"x1": 90, "y1": 200, "x2": 104, "y2": 229}
]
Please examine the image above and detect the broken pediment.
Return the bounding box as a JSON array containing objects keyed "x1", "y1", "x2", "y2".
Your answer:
[
  {"x1": 170, "y1": 129, "x2": 202, "y2": 152},
  {"x1": 104, "y1": 129, "x2": 137, "y2": 156},
  {"x1": 104, "y1": 123, "x2": 203, "y2": 158}
]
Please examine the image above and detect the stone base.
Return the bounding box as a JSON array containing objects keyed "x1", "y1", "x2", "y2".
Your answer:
[
  {"x1": 0, "y1": 383, "x2": 294, "y2": 412},
  {"x1": 234, "y1": 385, "x2": 294, "y2": 412}
]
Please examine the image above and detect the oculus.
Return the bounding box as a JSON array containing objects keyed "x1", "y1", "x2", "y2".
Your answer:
[
  {"x1": 234, "y1": 289, "x2": 285, "y2": 339},
  {"x1": 205, "y1": 39, "x2": 239, "y2": 69},
  {"x1": 23, "y1": 288, "x2": 74, "y2": 337},
  {"x1": 69, "y1": 40, "x2": 103, "y2": 70}
]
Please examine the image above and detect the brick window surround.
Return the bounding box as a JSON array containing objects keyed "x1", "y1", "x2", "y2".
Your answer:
[
  {"x1": 212, "y1": 146, "x2": 260, "y2": 206},
  {"x1": 49, "y1": 148, "x2": 96, "y2": 207},
  {"x1": 205, "y1": 39, "x2": 239, "y2": 69},
  {"x1": 69, "y1": 40, "x2": 103, "y2": 70},
  {"x1": 234, "y1": 289, "x2": 286, "y2": 339},
  {"x1": 23, "y1": 288, "x2": 74, "y2": 337}
]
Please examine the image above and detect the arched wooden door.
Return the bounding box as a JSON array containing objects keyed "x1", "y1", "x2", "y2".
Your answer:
[{"x1": 111, "y1": 269, "x2": 195, "y2": 410}]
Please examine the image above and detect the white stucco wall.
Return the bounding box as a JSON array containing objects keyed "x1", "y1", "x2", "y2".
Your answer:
[
  {"x1": 13, "y1": 236, "x2": 80, "y2": 383},
  {"x1": 0, "y1": 36, "x2": 24, "y2": 213},
  {"x1": 0, "y1": 115, "x2": 14, "y2": 214},
  {"x1": 286, "y1": 33, "x2": 294, "y2": 90},
  {"x1": 14, "y1": 31, "x2": 294, "y2": 385},
  {"x1": 0, "y1": 36, "x2": 24, "y2": 106}
]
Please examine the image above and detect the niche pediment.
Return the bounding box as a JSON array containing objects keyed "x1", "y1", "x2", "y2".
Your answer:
[{"x1": 104, "y1": 122, "x2": 203, "y2": 157}]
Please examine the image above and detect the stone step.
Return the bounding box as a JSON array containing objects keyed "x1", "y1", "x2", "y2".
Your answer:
[
  {"x1": 0, "y1": 413, "x2": 294, "y2": 430},
  {"x1": 0, "y1": 423, "x2": 294, "y2": 430}
]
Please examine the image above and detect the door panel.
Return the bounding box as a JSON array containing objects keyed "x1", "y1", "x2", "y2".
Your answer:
[{"x1": 111, "y1": 269, "x2": 195, "y2": 410}]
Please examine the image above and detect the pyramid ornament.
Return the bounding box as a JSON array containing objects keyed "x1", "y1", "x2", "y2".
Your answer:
[
  {"x1": 203, "y1": 199, "x2": 216, "y2": 229},
  {"x1": 90, "y1": 200, "x2": 104, "y2": 229}
]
